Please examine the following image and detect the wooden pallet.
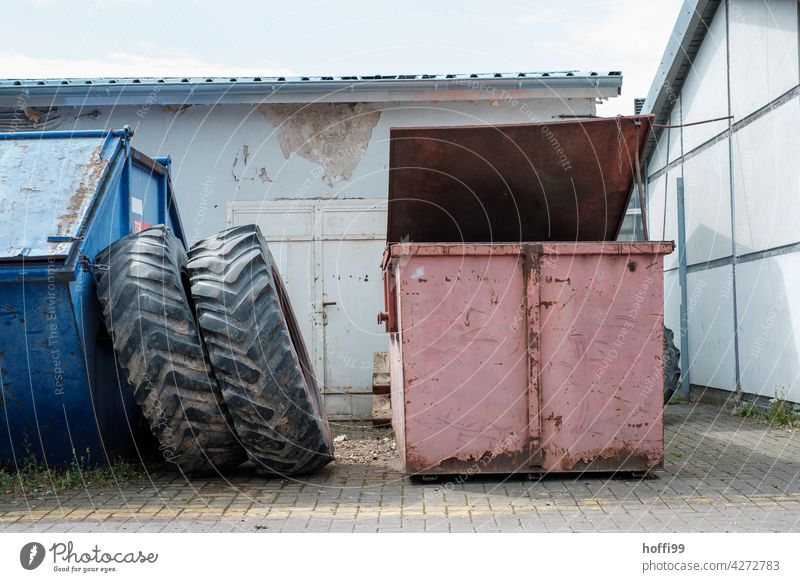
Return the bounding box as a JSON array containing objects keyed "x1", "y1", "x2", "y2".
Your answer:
[{"x1": 372, "y1": 351, "x2": 391, "y2": 426}]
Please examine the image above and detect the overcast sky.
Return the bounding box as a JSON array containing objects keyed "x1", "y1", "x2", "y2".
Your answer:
[{"x1": 1, "y1": 0, "x2": 684, "y2": 116}]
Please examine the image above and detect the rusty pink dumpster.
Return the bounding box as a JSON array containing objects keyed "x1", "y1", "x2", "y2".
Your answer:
[{"x1": 381, "y1": 116, "x2": 674, "y2": 476}]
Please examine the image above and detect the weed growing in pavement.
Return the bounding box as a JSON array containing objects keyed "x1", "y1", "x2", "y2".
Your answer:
[
  {"x1": 735, "y1": 395, "x2": 800, "y2": 427},
  {"x1": 764, "y1": 398, "x2": 800, "y2": 426},
  {"x1": 735, "y1": 400, "x2": 761, "y2": 418},
  {"x1": 0, "y1": 450, "x2": 146, "y2": 496}
]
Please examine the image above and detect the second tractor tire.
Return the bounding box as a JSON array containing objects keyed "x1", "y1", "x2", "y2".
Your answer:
[{"x1": 187, "y1": 225, "x2": 333, "y2": 475}]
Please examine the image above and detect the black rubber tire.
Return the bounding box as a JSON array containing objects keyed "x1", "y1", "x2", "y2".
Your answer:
[
  {"x1": 663, "y1": 326, "x2": 681, "y2": 404},
  {"x1": 187, "y1": 224, "x2": 333, "y2": 475},
  {"x1": 94, "y1": 225, "x2": 246, "y2": 475}
]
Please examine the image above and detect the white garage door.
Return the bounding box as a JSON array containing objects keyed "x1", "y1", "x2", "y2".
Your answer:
[{"x1": 228, "y1": 198, "x2": 388, "y2": 420}]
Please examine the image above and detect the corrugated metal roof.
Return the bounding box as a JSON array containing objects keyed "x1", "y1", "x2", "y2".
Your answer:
[
  {"x1": 2, "y1": 70, "x2": 620, "y2": 87},
  {"x1": 641, "y1": 0, "x2": 721, "y2": 160},
  {"x1": 0, "y1": 71, "x2": 623, "y2": 106}
]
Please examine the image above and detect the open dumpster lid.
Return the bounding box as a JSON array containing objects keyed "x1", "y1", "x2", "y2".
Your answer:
[
  {"x1": 387, "y1": 115, "x2": 651, "y2": 243},
  {"x1": 0, "y1": 133, "x2": 115, "y2": 260}
]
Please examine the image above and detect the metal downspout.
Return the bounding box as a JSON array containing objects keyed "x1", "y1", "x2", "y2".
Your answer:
[{"x1": 677, "y1": 176, "x2": 691, "y2": 399}]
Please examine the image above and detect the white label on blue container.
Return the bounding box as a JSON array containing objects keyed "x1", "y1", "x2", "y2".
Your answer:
[{"x1": 131, "y1": 197, "x2": 143, "y2": 215}]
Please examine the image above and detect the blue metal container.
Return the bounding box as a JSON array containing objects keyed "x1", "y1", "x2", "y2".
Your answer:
[{"x1": 0, "y1": 128, "x2": 186, "y2": 467}]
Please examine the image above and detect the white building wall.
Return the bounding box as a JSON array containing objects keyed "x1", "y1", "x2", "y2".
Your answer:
[
  {"x1": 732, "y1": 100, "x2": 800, "y2": 255},
  {"x1": 736, "y1": 254, "x2": 800, "y2": 402},
  {"x1": 667, "y1": 97, "x2": 683, "y2": 164},
  {"x1": 647, "y1": 127, "x2": 669, "y2": 177},
  {"x1": 646, "y1": 173, "x2": 668, "y2": 240},
  {"x1": 64, "y1": 98, "x2": 594, "y2": 245},
  {"x1": 682, "y1": 139, "x2": 732, "y2": 264},
  {"x1": 680, "y1": 7, "x2": 730, "y2": 152},
  {"x1": 664, "y1": 270, "x2": 682, "y2": 345},
  {"x1": 686, "y1": 266, "x2": 737, "y2": 391},
  {"x1": 663, "y1": 171, "x2": 681, "y2": 272},
  {"x1": 729, "y1": 0, "x2": 799, "y2": 119},
  {"x1": 645, "y1": 0, "x2": 800, "y2": 401}
]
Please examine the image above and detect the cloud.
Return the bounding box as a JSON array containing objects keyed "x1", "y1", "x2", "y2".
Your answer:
[
  {"x1": 0, "y1": 51, "x2": 296, "y2": 79},
  {"x1": 517, "y1": 7, "x2": 561, "y2": 26},
  {"x1": 577, "y1": 0, "x2": 684, "y2": 115},
  {"x1": 510, "y1": 0, "x2": 683, "y2": 116}
]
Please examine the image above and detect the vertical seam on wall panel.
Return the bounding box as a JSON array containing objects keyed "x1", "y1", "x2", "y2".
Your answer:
[
  {"x1": 312, "y1": 204, "x2": 326, "y2": 400},
  {"x1": 725, "y1": 0, "x2": 742, "y2": 392},
  {"x1": 662, "y1": 123, "x2": 670, "y2": 239}
]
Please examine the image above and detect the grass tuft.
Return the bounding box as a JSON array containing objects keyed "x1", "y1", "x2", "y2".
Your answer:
[
  {"x1": 1, "y1": 452, "x2": 146, "y2": 496},
  {"x1": 735, "y1": 397, "x2": 800, "y2": 427}
]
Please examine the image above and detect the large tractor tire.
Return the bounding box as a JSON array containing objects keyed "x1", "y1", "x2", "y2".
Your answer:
[
  {"x1": 94, "y1": 226, "x2": 246, "y2": 475},
  {"x1": 663, "y1": 326, "x2": 681, "y2": 404},
  {"x1": 187, "y1": 225, "x2": 333, "y2": 475}
]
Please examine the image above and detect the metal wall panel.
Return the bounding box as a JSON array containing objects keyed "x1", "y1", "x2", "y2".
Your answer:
[
  {"x1": 664, "y1": 269, "x2": 682, "y2": 352},
  {"x1": 732, "y1": 99, "x2": 800, "y2": 254},
  {"x1": 667, "y1": 98, "x2": 683, "y2": 164},
  {"x1": 729, "y1": 0, "x2": 799, "y2": 119},
  {"x1": 647, "y1": 173, "x2": 667, "y2": 241},
  {"x1": 736, "y1": 253, "x2": 800, "y2": 402},
  {"x1": 645, "y1": 0, "x2": 800, "y2": 403},
  {"x1": 647, "y1": 130, "x2": 669, "y2": 177},
  {"x1": 680, "y1": 7, "x2": 730, "y2": 153},
  {"x1": 663, "y1": 171, "x2": 681, "y2": 271},
  {"x1": 686, "y1": 266, "x2": 737, "y2": 391},
  {"x1": 683, "y1": 138, "x2": 733, "y2": 264}
]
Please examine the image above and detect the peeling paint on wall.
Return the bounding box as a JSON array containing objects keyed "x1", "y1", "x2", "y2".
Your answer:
[
  {"x1": 231, "y1": 144, "x2": 272, "y2": 182},
  {"x1": 259, "y1": 103, "x2": 381, "y2": 186},
  {"x1": 258, "y1": 167, "x2": 272, "y2": 183},
  {"x1": 163, "y1": 104, "x2": 192, "y2": 115}
]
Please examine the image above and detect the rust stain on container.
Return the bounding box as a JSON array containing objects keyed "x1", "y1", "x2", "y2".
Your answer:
[
  {"x1": 407, "y1": 448, "x2": 534, "y2": 476},
  {"x1": 57, "y1": 145, "x2": 108, "y2": 234},
  {"x1": 551, "y1": 445, "x2": 663, "y2": 472}
]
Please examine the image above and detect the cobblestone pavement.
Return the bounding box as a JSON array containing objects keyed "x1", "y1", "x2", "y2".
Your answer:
[{"x1": 2, "y1": 404, "x2": 799, "y2": 533}]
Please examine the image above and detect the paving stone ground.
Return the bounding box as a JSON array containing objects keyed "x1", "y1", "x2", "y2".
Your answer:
[{"x1": 2, "y1": 404, "x2": 799, "y2": 532}]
